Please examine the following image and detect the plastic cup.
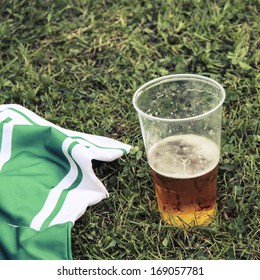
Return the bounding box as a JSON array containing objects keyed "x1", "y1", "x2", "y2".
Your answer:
[{"x1": 133, "y1": 74, "x2": 225, "y2": 227}]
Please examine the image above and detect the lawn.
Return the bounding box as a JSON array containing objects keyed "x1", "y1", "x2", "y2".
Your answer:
[{"x1": 0, "y1": 0, "x2": 259, "y2": 260}]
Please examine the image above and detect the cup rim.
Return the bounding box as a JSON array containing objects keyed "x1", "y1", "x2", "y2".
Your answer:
[{"x1": 133, "y1": 74, "x2": 226, "y2": 122}]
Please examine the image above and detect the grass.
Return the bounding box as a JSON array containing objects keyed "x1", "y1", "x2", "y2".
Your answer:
[{"x1": 0, "y1": 0, "x2": 259, "y2": 260}]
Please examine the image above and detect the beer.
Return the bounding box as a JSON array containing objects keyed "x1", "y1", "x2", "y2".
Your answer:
[{"x1": 148, "y1": 134, "x2": 219, "y2": 227}]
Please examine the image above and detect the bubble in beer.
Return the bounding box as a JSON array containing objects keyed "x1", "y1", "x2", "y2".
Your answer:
[{"x1": 148, "y1": 134, "x2": 219, "y2": 179}]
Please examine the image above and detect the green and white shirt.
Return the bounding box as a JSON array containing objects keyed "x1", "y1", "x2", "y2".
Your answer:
[{"x1": 0, "y1": 104, "x2": 131, "y2": 260}]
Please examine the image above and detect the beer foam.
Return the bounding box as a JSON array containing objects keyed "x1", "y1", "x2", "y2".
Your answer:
[{"x1": 148, "y1": 134, "x2": 219, "y2": 179}]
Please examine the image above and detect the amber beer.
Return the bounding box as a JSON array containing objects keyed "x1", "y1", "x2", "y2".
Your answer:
[{"x1": 148, "y1": 134, "x2": 219, "y2": 227}]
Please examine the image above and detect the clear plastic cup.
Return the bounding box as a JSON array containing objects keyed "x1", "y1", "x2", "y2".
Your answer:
[{"x1": 133, "y1": 74, "x2": 225, "y2": 227}]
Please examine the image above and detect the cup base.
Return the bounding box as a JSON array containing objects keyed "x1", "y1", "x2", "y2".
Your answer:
[{"x1": 160, "y1": 206, "x2": 216, "y2": 227}]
